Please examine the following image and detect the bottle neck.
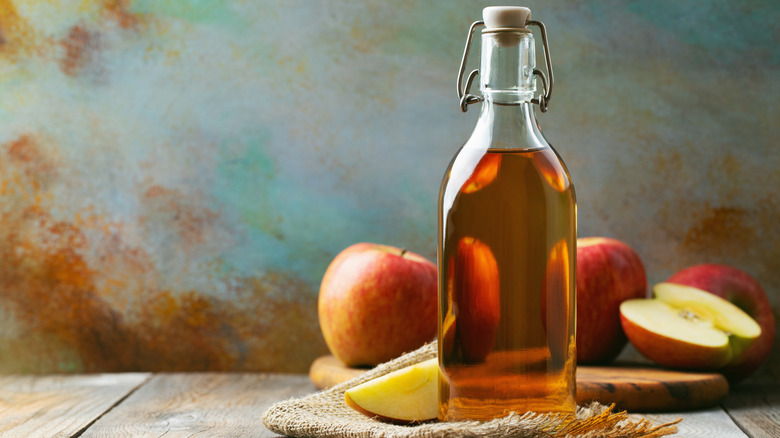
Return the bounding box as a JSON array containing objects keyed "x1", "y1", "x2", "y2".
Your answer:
[
  {"x1": 480, "y1": 29, "x2": 536, "y2": 104},
  {"x1": 471, "y1": 100, "x2": 546, "y2": 150},
  {"x1": 465, "y1": 29, "x2": 546, "y2": 151}
]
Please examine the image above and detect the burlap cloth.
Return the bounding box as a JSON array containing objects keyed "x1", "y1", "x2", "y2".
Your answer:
[{"x1": 262, "y1": 342, "x2": 680, "y2": 437}]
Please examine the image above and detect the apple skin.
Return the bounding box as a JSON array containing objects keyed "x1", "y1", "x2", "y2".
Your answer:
[
  {"x1": 576, "y1": 237, "x2": 647, "y2": 364},
  {"x1": 667, "y1": 264, "x2": 775, "y2": 382},
  {"x1": 318, "y1": 243, "x2": 438, "y2": 367},
  {"x1": 453, "y1": 237, "x2": 501, "y2": 363}
]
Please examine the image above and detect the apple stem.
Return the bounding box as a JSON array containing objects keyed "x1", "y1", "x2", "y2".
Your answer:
[{"x1": 400, "y1": 249, "x2": 408, "y2": 257}]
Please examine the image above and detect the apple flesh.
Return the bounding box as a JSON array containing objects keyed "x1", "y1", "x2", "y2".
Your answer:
[
  {"x1": 667, "y1": 264, "x2": 775, "y2": 382},
  {"x1": 452, "y1": 237, "x2": 500, "y2": 363},
  {"x1": 576, "y1": 237, "x2": 647, "y2": 364},
  {"x1": 344, "y1": 358, "x2": 438, "y2": 424},
  {"x1": 620, "y1": 283, "x2": 761, "y2": 370},
  {"x1": 319, "y1": 243, "x2": 438, "y2": 367}
]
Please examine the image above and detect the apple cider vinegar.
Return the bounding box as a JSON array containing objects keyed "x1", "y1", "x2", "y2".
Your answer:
[
  {"x1": 438, "y1": 147, "x2": 576, "y2": 420},
  {"x1": 439, "y1": 7, "x2": 576, "y2": 421}
]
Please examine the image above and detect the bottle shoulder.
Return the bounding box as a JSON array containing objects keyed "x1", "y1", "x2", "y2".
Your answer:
[{"x1": 441, "y1": 144, "x2": 574, "y2": 197}]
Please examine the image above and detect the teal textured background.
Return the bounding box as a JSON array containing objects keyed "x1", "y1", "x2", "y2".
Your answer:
[{"x1": 0, "y1": 0, "x2": 777, "y2": 374}]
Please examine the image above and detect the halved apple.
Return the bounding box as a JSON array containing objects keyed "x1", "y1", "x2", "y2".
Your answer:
[
  {"x1": 344, "y1": 358, "x2": 438, "y2": 423},
  {"x1": 620, "y1": 283, "x2": 761, "y2": 370}
]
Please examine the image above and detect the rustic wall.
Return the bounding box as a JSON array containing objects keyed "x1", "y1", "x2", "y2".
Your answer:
[{"x1": 0, "y1": 1, "x2": 776, "y2": 376}]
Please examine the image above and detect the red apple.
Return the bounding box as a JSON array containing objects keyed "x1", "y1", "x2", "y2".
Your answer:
[
  {"x1": 621, "y1": 283, "x2": 761, "y2": 370},
  {"x1": 453, "y1": 237, "x2": 501, "y2": 363},
  {"x1": 667, "y1": 264, "x2": 774, "y2": 382},
  {"x1": 576, "y1": 237, "x2": 647, "y2": 364},
  {"x1": 318, "y1": 243, "x2": 437, "y2": 367}
]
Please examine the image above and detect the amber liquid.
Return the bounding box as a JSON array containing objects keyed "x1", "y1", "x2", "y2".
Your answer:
[{"x1": 438, "y1": 147, "x2": 576, "y2": 421}]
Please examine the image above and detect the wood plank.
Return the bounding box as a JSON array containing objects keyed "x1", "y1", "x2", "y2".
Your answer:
[
  {"x1": 0, "y1": 373, "x2": 150, "y2": 438},
  {"x1": 630, "y1": 408, "x2": 749, "y2": 438},
  {"x1": 81, "y1": 373, "x2": 316, "y2": 438},
  {"x1": 722, "y1": 381, "x2": 780, "y2": 438}
]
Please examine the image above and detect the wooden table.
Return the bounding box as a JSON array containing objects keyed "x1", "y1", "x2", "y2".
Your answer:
[{"x1": 0, "y1": 373, "x2": 776, "y2": 437}]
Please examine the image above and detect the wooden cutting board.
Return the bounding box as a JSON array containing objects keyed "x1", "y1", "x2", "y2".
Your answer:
[{"x1": 309, "y1": 355, "x2": 728, "y2": 412}]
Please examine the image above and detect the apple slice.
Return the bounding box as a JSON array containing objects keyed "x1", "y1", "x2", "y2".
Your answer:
[
  {"x1": 620, "y1": 283, "x2": 761, "y2": 370},
  {"x1": 344, "y1": 358, "x2": 438, "y2": 424}
]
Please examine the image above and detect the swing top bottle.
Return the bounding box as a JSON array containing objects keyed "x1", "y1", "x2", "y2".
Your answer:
[{"x1": 437, "y1": 6, "x2": 577, "y2": 421}]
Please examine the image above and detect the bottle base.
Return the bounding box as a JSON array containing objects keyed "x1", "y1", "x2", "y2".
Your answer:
[{"x1": 438, "y1": 349, "x2": 576, "y2": 422}]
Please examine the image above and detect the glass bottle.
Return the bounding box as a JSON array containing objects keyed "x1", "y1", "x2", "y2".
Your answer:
[{"x1": 438, "y1": 7, "x2": 576, "y2": 421}]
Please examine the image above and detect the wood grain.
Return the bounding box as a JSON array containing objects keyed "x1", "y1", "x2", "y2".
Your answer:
[
  {"x1": 0, "y1": 373, "x2": 150, "y2": 438},
  {"x1": 629, "y1": 408, "x2": 749, "y2": 438},
  {"x1": 309, "y1": 355, "x2": 366, "y2": 389},
  {"x1": 80, "y1": 373, "x2": 316, "y2": 438},
  {"x1": 0, "y1": 372, "x2": 772, "y2": 437},
  {"x1": 310, "y1": 355, "x2": 729, "y2": 412},
  {"x1": 722, "y1": 381, "x2": 780, "y2": 438},
  {"x1": 578, "y1": 364, "x2": 729, "y2": 412}
]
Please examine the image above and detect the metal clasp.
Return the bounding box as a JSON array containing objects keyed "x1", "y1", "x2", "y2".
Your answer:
[
  {"x1": 456, "y1": 19, "x2": 555, "y2": 113},
  {"x1": 456, "y1": 20, "x2": 484, "y2": 113},
  {"x1": 527, "y1": 20, "x2": 554, "y2": 113}
]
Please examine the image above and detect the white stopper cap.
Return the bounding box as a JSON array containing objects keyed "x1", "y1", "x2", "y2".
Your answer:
[{"x1": 483, "y1": 6, "x2": 531, "y2": 29}]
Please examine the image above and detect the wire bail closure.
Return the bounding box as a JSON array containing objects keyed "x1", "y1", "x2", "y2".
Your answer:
[
  {"x1": 456, "y1": 19, "x2": 555, "y2": 113},
  {"x1": 457, "y1": 20, "x2": 485, "y2": 113}
]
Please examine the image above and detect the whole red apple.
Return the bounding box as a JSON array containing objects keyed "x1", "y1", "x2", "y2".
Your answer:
[
  {"x1": 667, "y1": 264, "x2": 775, "y2": 382},
  {"x1": 318, "y1": 243, "x2": 437, "y2": 367},
  {"x1": 576, "y1": 237, "x2": 647, "y2": 364}
]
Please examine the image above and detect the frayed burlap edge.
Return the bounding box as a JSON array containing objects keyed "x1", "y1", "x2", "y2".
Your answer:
[{"x1": 262, "y1": 342, "x2": 680, "y2": 438}]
